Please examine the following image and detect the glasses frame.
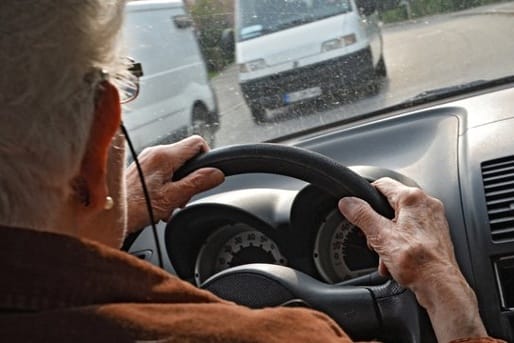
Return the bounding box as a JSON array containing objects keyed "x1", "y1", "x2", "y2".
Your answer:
[{"x1": 119, "y1": 58, "x2": 143, "y2": 104}]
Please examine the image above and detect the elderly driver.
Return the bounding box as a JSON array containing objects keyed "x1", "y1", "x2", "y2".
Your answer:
[{"x1": 0, "y1": 1, "x2": 504, "y2": 342}]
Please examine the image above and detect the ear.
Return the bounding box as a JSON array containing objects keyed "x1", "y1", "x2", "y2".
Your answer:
[{"x1": 74, "y1": 81, "x2": 122, "y2": 212}]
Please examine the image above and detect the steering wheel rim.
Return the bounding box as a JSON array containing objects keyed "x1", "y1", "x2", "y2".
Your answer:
[
  {"x1": 173, "y1": 143, "x2": 394, "y2": 219},
  {"x1": 168, "y1": 143, "x2": 427, "y2": 342}
]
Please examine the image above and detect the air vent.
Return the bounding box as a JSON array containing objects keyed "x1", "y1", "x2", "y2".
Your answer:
[{"x1": 482, "y1": 156, "x2": 514, "y2": 242}]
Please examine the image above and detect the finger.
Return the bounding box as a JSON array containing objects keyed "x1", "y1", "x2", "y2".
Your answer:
[
  {"x1": 338, "y1": 197, "x2": 390, "y2": 243},
  {"x1": 174, "y1": 134, "x2": 210, "y2": 151},
  {"x1": 157, "y1": 135, "x2": 209, "y2": 169},
  {"x1": 378, "y1": 259, "x2": 390, "y2": 277},
  {"x1": 172, "y1": 135, "x2": 210, "y2": 164},
  {"x1": 372, "y1": 177, "x2": 411, "y2": 209},
  {"x1": 163, "y1": 167, "x2": 224, "y2": 209}
]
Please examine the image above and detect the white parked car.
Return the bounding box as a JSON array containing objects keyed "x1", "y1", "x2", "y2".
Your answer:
[
  {"x1": 235, "y1": 0, "x2": 386, "y2": 123},
  {"x1": 123, "y1": 0, "x2": 219, "y2": 152}
]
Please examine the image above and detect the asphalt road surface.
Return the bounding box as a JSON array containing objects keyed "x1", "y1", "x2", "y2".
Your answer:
[{"x1": 211, "y1": 2, "x2": 514, "y2": 147}]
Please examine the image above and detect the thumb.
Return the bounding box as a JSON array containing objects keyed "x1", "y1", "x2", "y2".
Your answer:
[
  {"x1": 338, "y1": 197, "x2": 389, "y2": 240},
  {"x1": 166, "y1": 168, "x2": 224, "y2": 208},
  {"x1": 378, "y1": 258, "x2": 390, "y2": 277}
]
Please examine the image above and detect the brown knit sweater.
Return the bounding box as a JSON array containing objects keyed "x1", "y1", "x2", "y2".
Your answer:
[{"x1": 0, "y1": 226, "x2": 504, "y2": 343}]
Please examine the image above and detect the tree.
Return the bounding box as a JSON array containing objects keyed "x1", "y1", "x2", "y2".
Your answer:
[{"x1": 190, "y1": 0, "x2": 234, "y2": 71}]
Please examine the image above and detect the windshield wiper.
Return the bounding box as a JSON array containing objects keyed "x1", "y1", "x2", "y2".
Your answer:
[
  {"x1": 395, "y1": 75, "x2": 514, "y2": 108},
  {"x1": 408, "y1": 79, "x2": 489, "y2": 102},
  {"x1": 268, "y1": 74, "x2": 514, "y2": 144}
]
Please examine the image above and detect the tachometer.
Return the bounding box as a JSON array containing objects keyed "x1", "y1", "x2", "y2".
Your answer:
[
  {"x1": 314, "y1": 209, "x2": 378, "y2": 283},
  {"x1": 195, "y1": 223, "x2": 287, "y2": 285}
]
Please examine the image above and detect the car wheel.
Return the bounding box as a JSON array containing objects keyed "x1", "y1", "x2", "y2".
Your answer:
[
  {"x1": 192, "y1": 104, "x2": 216, "y2": 147},
  {"x1": 375, "y1": 55, "x2": 387, "y2": 78},
  {"x1": 249, "y1": 103, "x2": 268, "y2": 124},
  {"x1": 364, "y1": 56, "x2": 387, "y2": 96}
]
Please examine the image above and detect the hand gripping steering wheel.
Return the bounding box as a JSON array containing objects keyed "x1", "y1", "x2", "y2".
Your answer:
[{"x1": 170, "y1": 143, "x2": 429, "y2": 343}]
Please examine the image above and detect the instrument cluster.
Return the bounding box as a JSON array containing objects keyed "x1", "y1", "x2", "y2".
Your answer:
[{"x1": 166, "y1": 185, "x2": 378, "y2": 285}]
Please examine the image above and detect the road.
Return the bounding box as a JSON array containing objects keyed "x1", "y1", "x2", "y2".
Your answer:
[{"x1": 211, "y1": 2, "x2": 514, "y2": 147}]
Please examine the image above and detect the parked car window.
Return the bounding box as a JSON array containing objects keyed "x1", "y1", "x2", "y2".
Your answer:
[{"x1": 238, "y1": 0, "x2": 352, "y2": 40}]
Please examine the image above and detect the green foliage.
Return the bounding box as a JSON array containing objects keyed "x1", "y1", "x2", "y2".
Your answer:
[
  {"x1": 380, "y1": 0, "x2": 507, "y2": 23},
  {"x1": 381, "y1": 6, "x2": 410, "y2": 22},
  {"x1": 190, "y1": 0, "x2": 233, "y2": 72}
]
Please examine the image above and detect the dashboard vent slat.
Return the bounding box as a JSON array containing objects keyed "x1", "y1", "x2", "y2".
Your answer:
[
  {"x1": 487, "y1": 196, "x2": 514, "y2": 207},
  {"x1": 484, "y1": 179, "x2": 514, "y2": 191},
  {"x1": 482, "y1": 159, "x2": 514, "y2": 172},
  {"x1": 482, "y1": 156, "x2": 514, "y2": 242},
  {"x1": 482, "y1": 172, "x2": 514, "y2": 184},
  {"x1": 489, "y1": 217, "x2": 514, "y2": 226},
  {"x1": 488, "y1": 207, "x2": 514, "y2": 220},
  {"x1": 482, "y1": 165, "x2": 514, "y2": 178}
]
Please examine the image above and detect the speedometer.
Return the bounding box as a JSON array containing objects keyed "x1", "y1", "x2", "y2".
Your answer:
[
  {"x1": 195, "y1": 223, "x2": 287, "y2": 285},
  {"x1": 314, "y1": 209, "x2": 378, "y2": 283},
  {"x1": 214, "y1": 229, "x2": 286, "y2": 271}
]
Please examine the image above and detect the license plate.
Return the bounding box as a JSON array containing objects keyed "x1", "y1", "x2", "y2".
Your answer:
[{"x1": 284, "y1": 87, "x2": 322, "y2": 104}]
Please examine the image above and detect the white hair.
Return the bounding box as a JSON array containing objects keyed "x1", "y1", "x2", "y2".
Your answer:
[{"x1": 0, "y1": 0, "x2": 127, "y2": 229}]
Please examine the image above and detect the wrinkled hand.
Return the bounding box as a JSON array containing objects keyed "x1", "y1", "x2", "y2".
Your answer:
[
  {"x1": 338, "y1": 177, "x2": 457, "y2": 289},
  {"x1": 338, "y1": 177, "x2": 487, "y2": 342},
  {"x1": 125, "y1": 135, "x2": 224, "y2": 233}
]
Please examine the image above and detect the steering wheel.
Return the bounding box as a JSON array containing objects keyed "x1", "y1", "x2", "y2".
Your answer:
[{"x1": 169, "y1": 143, "x2": 430, "y2": 343}]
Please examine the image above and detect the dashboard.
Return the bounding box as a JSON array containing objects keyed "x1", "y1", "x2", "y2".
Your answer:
[{"x1": 128, "y1": 82, "x2": 514, "y2": 342}]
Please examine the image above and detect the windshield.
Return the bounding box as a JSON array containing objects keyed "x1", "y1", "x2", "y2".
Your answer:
[
  {"x1": 237, "y1": 0, "x2": 352, "y2": 41},
  {"x1": 122, "y1": 0, "x2": 514, "y2": 153}
]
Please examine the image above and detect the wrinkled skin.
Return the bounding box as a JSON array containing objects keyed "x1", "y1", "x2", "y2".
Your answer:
[
  {"x1": 339, "y1": 177, "x2": 487, "y2": 343},
  {"x1": 125, "y1": 135, "x2": 224, "y2": 234},
  {"x1": 339, "y1": 177, "x2": 457, "y2": 288}
]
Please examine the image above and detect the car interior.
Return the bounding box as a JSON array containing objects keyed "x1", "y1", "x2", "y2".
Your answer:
[
  {"x1": 113, "y1": 0, "x2": 514, "y2": 341},
  {"x1": 127, "y1": 76, "x2": 514, "y2": 342},
  {"x1": 3, "y1": 0, "x2": 514, "y2": 341}
]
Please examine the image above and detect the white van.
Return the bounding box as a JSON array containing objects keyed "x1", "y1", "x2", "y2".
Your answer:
[
  {"x1": 123, "y1": 0, "x2": 219, "y2": 153},
  {"x1": 235, "y1": 0, "x2": 386, "y2": 123}
]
